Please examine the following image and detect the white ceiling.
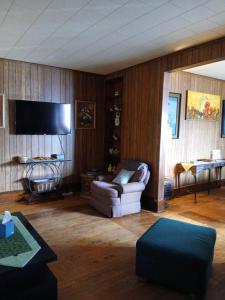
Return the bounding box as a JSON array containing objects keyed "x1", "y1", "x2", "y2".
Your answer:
[
  {"x1": 2, "y1": 0, "x2": 225, "y2": 74},
  {"x1": 185, "y1": 61, "x2": 225, "y2": 80}
]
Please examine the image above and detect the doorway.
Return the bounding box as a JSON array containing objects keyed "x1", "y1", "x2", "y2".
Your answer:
[{"x1": 161, "y1": 60, "x2": 225, "y2": 204}]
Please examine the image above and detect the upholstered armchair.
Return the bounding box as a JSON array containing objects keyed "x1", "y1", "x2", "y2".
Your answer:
[{"x1": 90, "y1": 160, "x2": 150, "y2": 217}]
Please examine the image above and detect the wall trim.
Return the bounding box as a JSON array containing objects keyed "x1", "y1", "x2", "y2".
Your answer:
[{"x1": 173, "y1": 179, "x2": 225, "y2": 197}]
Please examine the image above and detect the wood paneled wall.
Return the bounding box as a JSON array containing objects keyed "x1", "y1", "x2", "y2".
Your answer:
[
  {"x1": 107, "y1": 36, "x2": 225, "y2": 211},
  {"x1": 0, "y1": 58, "x2": 104, "y2": 193},
  {"x1": 2, "y1": 36, "x2": 225, "y2": 209},
  {"x1": 166, "y1": 71, "x2": 225, "y2": 186},
  {"x1": 106, "y1": 59, "x2": 167, "y2": 210},
  {"x1": 74, "y1": 71, "x2": 105, "y2": 181}
]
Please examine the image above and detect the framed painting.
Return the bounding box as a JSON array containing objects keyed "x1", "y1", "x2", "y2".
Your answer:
[
  {"x1": 0, "y1": 94, "x2": 5, "y2": 128},
  {"x1": 168, "y1": 93, "x2": 181, "y2": 139},
  {"x1": 186, "y1": 90, "x2": 220, "y2": 121},
  {"x1": 221, "y1": 100, "x2": 225, "y2": 138},
  {"x1": 75, "y1": 100, "x2": 96, "y2": 129}
]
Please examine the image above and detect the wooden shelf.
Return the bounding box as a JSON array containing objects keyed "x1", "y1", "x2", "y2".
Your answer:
[{"x1": 104, "y1": 77, "x2": 123, "y2": 170}]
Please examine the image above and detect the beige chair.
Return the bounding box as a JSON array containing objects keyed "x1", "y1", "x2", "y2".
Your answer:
[{"x1": 90, "y1": 160, "x2": 150, "y2": 217}]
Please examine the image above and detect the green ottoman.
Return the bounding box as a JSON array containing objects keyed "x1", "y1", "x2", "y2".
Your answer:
[{"x1": 136, "y1": 218, "x2": 216, "y2": 296}]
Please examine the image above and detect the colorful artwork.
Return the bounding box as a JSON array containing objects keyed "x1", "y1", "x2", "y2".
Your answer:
[
  {"x1": 186, "y1": 90, "x2": 220, "y2": 121},
  {"x1": 75, "y1": 100, "x2": 96, "y2": 129},
  {"x1": 168, "y1": 93, "x2": 181, "y2": 139},
  {"x1": 221, "y1": 100, "x2": 225, "y2": 138}
]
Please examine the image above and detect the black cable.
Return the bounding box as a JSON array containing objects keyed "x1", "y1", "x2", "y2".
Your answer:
[{"x1": 58, "y1": 135, "x2": 65, "y2": 156}]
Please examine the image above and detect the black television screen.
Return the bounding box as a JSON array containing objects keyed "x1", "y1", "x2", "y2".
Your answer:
[{"x1": 14, "y1": 100, "x2": 71, "y2": 135}]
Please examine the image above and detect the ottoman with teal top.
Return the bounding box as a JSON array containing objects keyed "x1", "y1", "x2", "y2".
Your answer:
[{"x1": 136, "y1": 218, "x2": 216, "y2": 296}]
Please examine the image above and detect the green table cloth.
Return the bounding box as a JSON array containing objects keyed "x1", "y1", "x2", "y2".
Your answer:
[{"x1": 0, "y1": 215, "x2": 41, "y2": 268}]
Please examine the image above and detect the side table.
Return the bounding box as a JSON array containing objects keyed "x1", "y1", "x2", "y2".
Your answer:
[
  {"x1": 80, "y1": 171, "x2": 102, "y2": 196},
  {"x1": 18, "y1": 158, "x2": 72, "y2": 203}
]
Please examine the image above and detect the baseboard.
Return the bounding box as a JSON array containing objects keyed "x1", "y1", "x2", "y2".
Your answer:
[
  {"x1": 141, "y1": 179, "x2": 225, "y2": 212},
  {"x1": 173, "y1": 179, "x2": 225, "y2": 197}
]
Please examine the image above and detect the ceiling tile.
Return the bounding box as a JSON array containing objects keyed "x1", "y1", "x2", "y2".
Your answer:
[
  {"x1": 191, "y1": 30, "x2": 222, "y2": 43},
  {"x1": 12, "y1": 0, "x2": 52, "y2": 11},
  {"x1": 136, "y1": 0, "x2": 170, "y2": 7},
  {"x1": 0, "y1": 0, "x2": 14, "y2": 11},
  {"x1": 163, "y1": 28, "x2": 199, "y2": 43},
  {"x1": 62, "y1": 2, "x2": 186, "y2": 60},
  {"x1": 0, "y1": 28, "x2": 21, "y2": 47},
  {"x1": 212, "y1": 24, "x2": 225, "y2": 35},
  {"x1": 4, "y1": 47, "x2": 34, "y2": 60},
  {"x1": 1, "y1": 0, "x2": 225, "y2": 74},
  {"x1": 0, "y1": 12, "x2": 8, "y2": 24},
  {"x1": 47, "y1": 0, "x2": 90, "y2": 11},
  {"x1": 185, "y1": 60, "x2": 225, "y2": 81},
  {"x1": 2, "y1": 10, "x2": 43, "y2": 35},
  {"x1": 34, "y1": 0, "x2": 152, "y2": 58},
  {"x1": 209, "y1": 11, "x2": 225, "y2": 25},
  {"x1": 186, "y1": 19, "x2": 220, "y2": 33},
  {"x1": 182, "y1": 5, "x2": 216, "y2": 23},
  {"x1": 205, "y1": 0, "x2": 225, "y2": 13},
  {"x1": 171, "y1": 0, "x2": 209, "y2": 10},
  {"x1": 83, "y1": 0, "x2": 128, "y2": 16}
]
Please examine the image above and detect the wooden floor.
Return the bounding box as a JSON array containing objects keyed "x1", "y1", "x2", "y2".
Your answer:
[{"x1": 0, "y1": 188, "x2": 224, "y2": 300}]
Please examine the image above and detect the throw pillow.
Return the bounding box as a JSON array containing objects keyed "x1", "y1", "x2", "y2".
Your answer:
[
  {"x1": 112, "y1": 169, "x2": 135, "y2": 185},
  {"x1": 130, "y1": 166, "x2": 147, "y2": 182}
]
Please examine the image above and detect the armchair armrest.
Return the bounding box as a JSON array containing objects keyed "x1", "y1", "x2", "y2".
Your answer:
[
  {"x1": 117, "y1": 182, "x2": 145, "y2": 194},
  {"x1": 96, "y1": 174, "x2": 114, "y2": 182}
]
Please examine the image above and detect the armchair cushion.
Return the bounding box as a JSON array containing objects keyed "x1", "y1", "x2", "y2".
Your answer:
[
  {"x1": 96, "y1": 174, "x2": 114, "y2": 182},
  {"x1": 91, "y1": 181, "x2": 119, "y2": 197},
  {"x1": 112, "y1": 169, "x2": 135, "y2": 185},
  {"x1": 117, "y1": 182, "x2": 145, "y2": 194}
]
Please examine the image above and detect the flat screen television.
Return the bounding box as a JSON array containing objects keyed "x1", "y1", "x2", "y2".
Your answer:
[{"x1": 14, "y1": 100, "x2": 71, "y2": 135}]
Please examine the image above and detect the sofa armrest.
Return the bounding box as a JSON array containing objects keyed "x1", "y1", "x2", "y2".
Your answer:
[
  {"x1": 118, "y1": 182, "x2": 145, "y2": 194},
  {"x1": 96, "y1": 174, "x2": 114, "y2": 182}
]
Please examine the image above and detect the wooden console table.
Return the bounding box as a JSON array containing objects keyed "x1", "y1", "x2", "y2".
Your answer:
[{"x1": 175, "y1": 160, "x2": 225, "y2": 202}]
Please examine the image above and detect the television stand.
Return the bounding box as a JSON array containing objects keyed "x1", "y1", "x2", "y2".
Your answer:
[{"x1": 18, "y1": 158, "x2": 72, "y2": 204}]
